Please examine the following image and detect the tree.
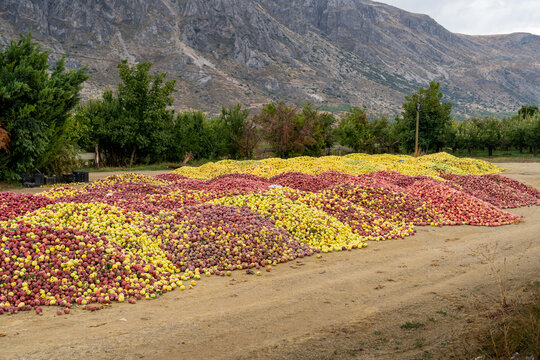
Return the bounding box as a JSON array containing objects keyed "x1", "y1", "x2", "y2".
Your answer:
[
  {"x1": 116, "y1": 60, "x2": 176, "y2": 167},
  {"x1": 255, "y1": 102, "x2": 334, "y2": 158},
  {"x1": 518, "y1": 105, "x2": 538, "y2": 119},
  {"x1": 74, "y1": 60, "x2": 176, "y2": 166},
  {"x1": 443, "y1": 119, "x2": 459, "y2": 153},
  {"x1": 455, "y1": 120, "x2": 480, "y2": 156},
  {"x1": 335, "y1": 107, "x2": 370, "y2": 152},
  {"x1": 395, "y1": 82, "x2": 452, "y2": 153},
  {"x1": 297, "y1": 103, "x2": 336, "y2": 156},
  {"x1": 172, "y1": 110, "x2": 227, "y2": 161},
  {"x1": 504, "y1": 115, "x2": 528, "y2": 153},
  {"x1": 0, "y1": 33, "x2": 88, "y2": 180},
  {"x1": 74, "y1": 91, "x2": 128, "y2": 166},
  {"x1": 523, "y1": 114, "x2": 540, "y2": 156},
  {"x1": 220, "y1": 104, "x2": 259, "y2": 159},
  {"x1": 255, "y1": 102, "x2": 299, "y2": 158},
  {"x1": 477, "y1": 117, "x2": 501, "y2": 157}
]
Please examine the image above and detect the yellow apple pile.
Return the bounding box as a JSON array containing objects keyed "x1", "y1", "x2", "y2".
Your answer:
[{"x1": 172, "y1": 152, "x2": 502, "y2": 180}]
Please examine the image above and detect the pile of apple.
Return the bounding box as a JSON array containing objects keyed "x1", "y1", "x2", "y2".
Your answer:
[
  {"x1": 406, "y1": 179, "x2": 520, "y2": 226},
  {"x1": 0, "y1": 221, "x2": 181, "y2": 314},
  {"x1": 172, "y1": 152, "x2": 503, "y2": 179},
  {"x1": 0, "y1": 193, "x2": 54, "y2": 221},
  {"x1": 211, "y1": 189, "x2": 366, "y2": 252},
  {"x1": 1, "y1": 153, "x2": 538, "y2": 315},
  {"x1": 154, "y1": 204, "x2": 314, "y2": 273},
  {"x1": 284, "y1": 189, "x2": 415, "y2": 240},
  {"x1": 441, "y1": 172, "x2": 540, "y2": 208}
]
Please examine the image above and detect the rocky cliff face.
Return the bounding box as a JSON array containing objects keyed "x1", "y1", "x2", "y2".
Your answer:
[{"x1": 0, "y1": 0, "x2": 538, "y2": 115}]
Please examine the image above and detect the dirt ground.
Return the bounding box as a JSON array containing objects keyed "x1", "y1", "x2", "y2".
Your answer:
[{"x1": 0, "y1": 164, "x2": 539, "y2": 360}]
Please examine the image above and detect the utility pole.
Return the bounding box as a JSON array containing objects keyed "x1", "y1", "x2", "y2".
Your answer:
[{"x1": 414, "y1": 96, "x2": 422, "y2": 157}]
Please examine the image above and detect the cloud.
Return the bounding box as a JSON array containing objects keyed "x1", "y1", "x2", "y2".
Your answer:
[{"x1": 379, "y1": 0, "x2": 540, "y2": 35}]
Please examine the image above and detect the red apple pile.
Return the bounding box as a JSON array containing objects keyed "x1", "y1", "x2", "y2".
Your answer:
[
  {"x1": 441, "y1": 173, "x2": 540, "y2": 208},
  {"x1": 406, "y1": 179, "x2": 521, "y2": 226},
  {"x1": 204, "y1": 173, "x2": 271, "y2": 195},
  {"x1": 0, "y1": 193, "x2": 54, "y2": 221},
  {"x1": 315, "y1": 171, "x2": 359, "y2": 187},
  {"x1": 483, "y1": 174, "x2": 540, "y2": 202}
]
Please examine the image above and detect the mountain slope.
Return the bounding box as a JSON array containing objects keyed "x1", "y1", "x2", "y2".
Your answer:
[{"x1": 0, "y1": 0, "x2": 538, "y2": 115}]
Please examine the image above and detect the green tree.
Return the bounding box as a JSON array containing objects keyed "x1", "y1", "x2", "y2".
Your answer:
[
  {"x1": 518, "y1": 105, "x2": 539, "y2": 119},
  {"x1": 255, "y1": 102, "x2": 299, "y2": 158},
  {"x1": 368, "y1": 116, "x2": 397, "y2": 153},
  {"x1": 395, "y1": 81, "x2": 452, "y2": 153},
  {"x1": 443, "y1": 119, "x2": 459, "y2": 153},
  {"x1": 220, "y1": 104, "x2": 259, "y2": 159},
  {"x1": 504, "y1": 115, "x2": 528, "y2": 153},
  {"x1": 0, "y1": 33, "x2": 88, "y2": 180},
  {"x1": 455, "y1": 120, "x2": 480, "y2": 156},
  {"x1": 297, "y1": 103, "x2": 336, "y2": 156},
  {"x1": 335, "y1": 107, "x2": 370, "y2": 152},
  {"x1": 523, "y1": 114, "x2": 540, "y2": 156},
  {"x1": 116, "y1": 60, "x2": 176, "y2": 166},
  {"x1": 476, "y1": 117, "x2": 501, "y2": 156},
  {"x1": 172, "y1": 110, "x2": 227, "y2": 161},
  {"x1": 74, "y1": 61, "x2": 176, "y2": 166},
  {"x1": 74, "y1": 91, "x2": 129, "y2": 166}
]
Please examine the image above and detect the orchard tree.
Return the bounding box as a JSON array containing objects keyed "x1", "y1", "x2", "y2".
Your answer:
[
  {"x1": 173, "y1": 110, "x2": 211, "y2": 160},
  {"x1": 455, "y1": 120, "x2": 479, "y2": 156},
  {"x1": 255, "y1": 102, "x2": 299, "y2": 158},
  {"x1": 74, "y1": 91, "x2": 130, "y2": 166},
  {"x1": 75, "y1": 60, "x2": 176, "y2": 166},
  {"x1": 117, "y1": 60, "x2": 176, "y2": 167},
  {"x1": 505, "y1": 115, "x2": 528, "y2": 153},
  {"x1": 0, "y1": 33, "x2": 88, "y2": 180},
  {"x1": 477, "y1": 117, "x2": 501, "y2": 157},
  {"x1": 297, "y1": 103, "x2": 336, "y2": 156},
  {"x1": 524, "y1": 114, "x2": 540, "y2": 156},
  {"x1": 220, "y1": 104, "x2": 260, "y2": 159},
  {"x1": 442, "y1": 120, "x2": 458, "y2": 153},
  {"x1": 335, "y1": 107, "x2": 371, "y2": 152},
  {"x1": 395, "y1": 81, "x2": 452, "y2": 153},
  {"x1": 518, "y1": 105, "x2": 538, "y2": 119}
]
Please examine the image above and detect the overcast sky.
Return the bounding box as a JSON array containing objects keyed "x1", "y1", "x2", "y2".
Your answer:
[{"x1": 379, "y1": 0, "x2": 540, "y2": 35}]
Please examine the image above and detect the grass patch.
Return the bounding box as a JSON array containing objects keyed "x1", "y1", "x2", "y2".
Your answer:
[
  {"x1": 400, "y1": 321, "x2": 425, "y2": 329},
  {"x1": 451, "y1": 149, "x2": 540, "y2": 162},
  {"x1": 414, "y1": 337, "x2": 426, "y2": 348}
]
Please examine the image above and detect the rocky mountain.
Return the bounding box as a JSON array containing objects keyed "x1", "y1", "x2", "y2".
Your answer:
[{"x1": 1, "y1": 0, "x2": 538, "y2": 116}]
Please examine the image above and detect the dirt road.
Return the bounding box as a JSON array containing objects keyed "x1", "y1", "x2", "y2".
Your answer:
[{"x1": 0, "y1": 164, "x2": 539, "y2": 359}]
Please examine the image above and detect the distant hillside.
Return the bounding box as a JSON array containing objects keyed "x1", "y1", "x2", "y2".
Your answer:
[{"x1": 1, "y1": 0, "x2": 538, "y2": 115}]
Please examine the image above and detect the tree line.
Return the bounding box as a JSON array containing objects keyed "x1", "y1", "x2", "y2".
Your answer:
[
  {"x1": 1, "y1": 34, "x2": 539, "y2": 182},
  {"x1": 74, "y1": 79, "x2": 540, "y2": 165}
]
